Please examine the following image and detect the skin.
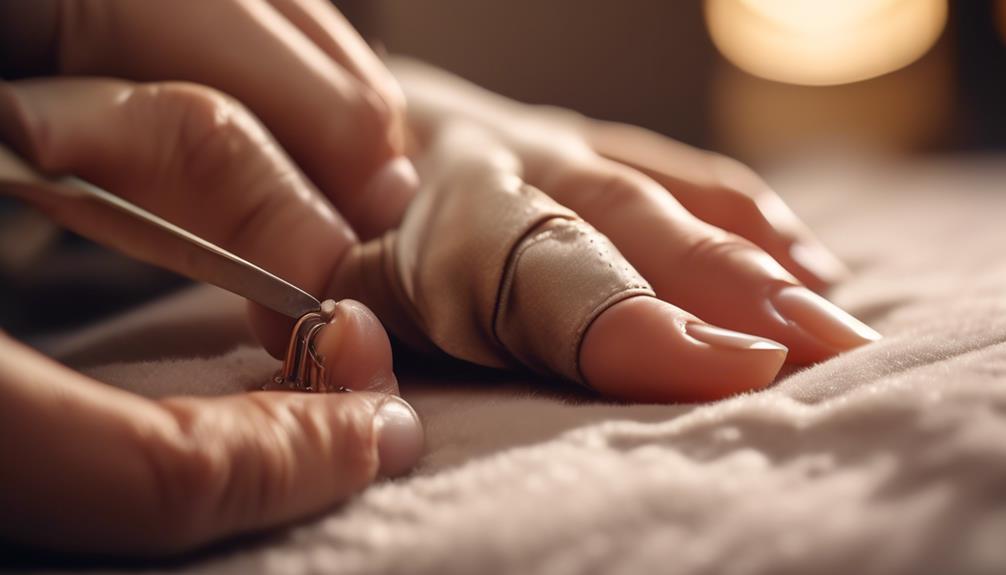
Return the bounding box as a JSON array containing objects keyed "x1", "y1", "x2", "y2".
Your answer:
[
  {"x1": 0, "y1": 0, "x2": 878, "y2": 557},
  {"x1": 391, "y1": 59, "x2": 879, "y2": 401},
  {"x1": 0, "y1": 0, "x2": 414, "y2": 236},
  {"x1": 0, "y1": 330, "x2": 397, "y2": 556},
  {"x1": 0, "y1": 0, "x2": 418, "y2": 557}
]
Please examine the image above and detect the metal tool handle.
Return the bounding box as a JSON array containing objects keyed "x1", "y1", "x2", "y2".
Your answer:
[{"x1": 0, "y1": 143, "x2": 322, "y2": 320}]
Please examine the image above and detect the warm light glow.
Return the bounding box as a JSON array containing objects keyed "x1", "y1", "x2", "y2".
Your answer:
[
  {"x1": 999, "y1": 0, "x2": 1006, "y2": 45},
  {"x1": 705, "y1": 0, "x2": 948, "y2": 85}
]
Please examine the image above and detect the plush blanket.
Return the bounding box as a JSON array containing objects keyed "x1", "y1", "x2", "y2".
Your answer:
[{"x1": 24, "y1": 155, "x2": 1006, "y2": 574}]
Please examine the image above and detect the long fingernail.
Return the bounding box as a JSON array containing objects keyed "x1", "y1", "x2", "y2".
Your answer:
[
  {"x1": 789, "y1": 242, "x2": 850, "y2": 286},
  {"x1": 374, "y1": 396, "x2": 424, "y2": 477},
  {"x1": 685, "y1": 323, "x2": 788, "y2": 353},
  {"x1": 770, "y1": 285, "x2": 880, "y2": 350}
]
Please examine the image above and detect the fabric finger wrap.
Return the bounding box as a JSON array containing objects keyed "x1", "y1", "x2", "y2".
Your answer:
[{"x1": 329, "y1": 167, "x2": 653, "y2": 386}]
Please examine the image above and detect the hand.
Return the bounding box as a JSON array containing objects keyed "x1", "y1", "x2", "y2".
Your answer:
[
  {"x1": 0, "y1": 329, "x2": 422, "y2": 556},
  {"x1": 0, "y1": 78, "x2": 424, "y2": 555},
  {"x1": 321, "y1": 60, "x2": 879, "y2": 403},
  {"x1": 0, "y1": 2, "x2": 435, "y2": 553},
  {"x1": 0, "y1": 0, "x2": 431, "y2": 363},
  {"x1": 0, "y1": 0, "x2": 418, "y2": 238}
]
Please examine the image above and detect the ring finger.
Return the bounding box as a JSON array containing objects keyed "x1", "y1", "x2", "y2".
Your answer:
[{"x1": 537, "y1": 156, "x2": 880, "y2": 365}]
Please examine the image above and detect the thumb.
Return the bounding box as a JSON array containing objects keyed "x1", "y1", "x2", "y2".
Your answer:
[
  {"x1": 0, "y1": 334, "x2": 423, "y2": 556},
  {"x1": 152, "y1": 390, "x2": 424, "y2": 552}
]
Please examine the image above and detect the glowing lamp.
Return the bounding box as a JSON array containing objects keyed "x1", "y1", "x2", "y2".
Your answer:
[{"x1": 705, "y1": 0, "x2": 948, "y2": 86}]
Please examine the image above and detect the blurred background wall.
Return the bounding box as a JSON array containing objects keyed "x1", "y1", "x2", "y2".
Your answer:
[{"x1": 341, "y1": 0, "x2": 1006, "y2": 168}]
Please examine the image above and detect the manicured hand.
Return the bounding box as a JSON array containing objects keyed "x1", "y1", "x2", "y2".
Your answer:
[{"x1": 351, "y1": 59, "x2": 881, "y2": 402}]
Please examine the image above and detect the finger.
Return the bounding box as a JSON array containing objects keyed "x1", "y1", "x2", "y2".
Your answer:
[
  {"x1": 581, "y1": 297, "x2": 787, "y2": 402},
  {"x1": 252, "y1": 298, "x2": 400, "y2": 395},
  {"x1": 0, "y1": 77, "x2": 348, "y2": 297},
  {"x1": 371, "y1": 124, "x2": 786, "y2": 402},
  {"x1": 263, "y1": 0, "x2": 405, "y2": 113},
  {"x1": 58, "y1": 0, "x2": 417, "y2": 237},
  {"x1": 391, "y1": 59, "x2": 843, "y2": 289},
  {"x1": 541, "y1": 158, "x2": 880, "y2": 365},
  {"x1": 261, "y1": 0, "x2": 421, "y2": 239},
  {"x1": 0, "y1": 333, "x2": 422, "y2": 556},
  {"x1": 0, "y1": 77, "x2": 400, "y2": 357},
  {"x1": 586, "y1": 122, "x2": 849, "y2": 291},
  {"x1": 388, "y1": 61, "x2": 871, "y2": 368},
  {"x1": 495, "y1": 213, "x2": 789, "y2": 401}
]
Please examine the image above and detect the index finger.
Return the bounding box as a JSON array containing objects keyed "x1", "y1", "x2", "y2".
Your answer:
[
  {"x1": 54, "y1": 0, "x2": 416, "y2": 237},
  {"x1": 0, "y1": 76, "x2": 415, "y2": 366}
]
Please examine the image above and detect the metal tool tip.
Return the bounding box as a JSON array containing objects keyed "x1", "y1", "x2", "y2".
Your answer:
[{"x1": 319, "y1": 299, "x2": 337, "y2": 320}]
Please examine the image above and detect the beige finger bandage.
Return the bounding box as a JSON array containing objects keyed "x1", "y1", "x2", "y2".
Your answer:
[
  {"x1": 328, "y1": 162, "x2": 654, "y2": 386},
  {"x1": 494, "y1": 217, "x2": 653, "y2": 382}
]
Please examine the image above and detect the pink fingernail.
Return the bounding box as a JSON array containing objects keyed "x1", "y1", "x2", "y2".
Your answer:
[
  {"x1": 374, "y1": 396, "x2": 424, "y2": 477},
  {"x1": 770, "y1": 285, "x2": 880, "y2": 350},
  {"x1": 685, "y1": 323, "x2": 788, "y2": 353}
]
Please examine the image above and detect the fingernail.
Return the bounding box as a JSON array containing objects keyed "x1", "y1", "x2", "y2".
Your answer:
[
  {"x1": 789, "y1": 242, "x2": 850, "y2": 286},
  {"x1": 770, "y1": 285, "x2": 881, "y2": 350},
  {"x1": 374, "y1": 396, "x2": 424, "y2": 477},
  {"x1": 685, "y1": 323, "x2": 788, "y2": 353}
]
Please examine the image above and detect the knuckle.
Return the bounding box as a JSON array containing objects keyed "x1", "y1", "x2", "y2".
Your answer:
[
  {"x1": 317, "y1": 394, "x2": 381, "y2": 490},
  {"x1": 680, "y1": 230, "x2": 758, "y2": 267},
  {"x1": 129, "y1": 81, "x2": 292, "y2": 248},
  {"x1": 721, "y1": 186, "x2": 765, "y2": 222},
  {"x1": 581, "y1": 170, "x2": 649, "y2": 216},
  {"x1": 232, "y1": 395, "x2": 302, "y2": 519},
  {"x1": 124, "y1": 394, "x2": 381, "y2": 553},
  {"x1": 708, "y1": 154, "x2": 773, "y2": 203},
  {"x1": 233, "y1": 394, "x2": 380, "y2": 503},
  {"x1": 133, "y1": 399, "x2": 230, "y2": 552},
  {"x1": 713, "y1": 180, "x2": 794, "y2": 238},
  {"x1": 145, "y1": 396, "x2": 308, "y2": 551},
  {"x1": 700, "y1": 156, "x2": 777, "y2": 227},
  {"x1": 131, "y1": 82, "x2": 262, "y2": 184},
  {"x1": 312, "y1": 85, "x2": 403, "y2": 193},
  {"x1": 132, "y1": 82, "x2": 231, "y2": 125}
]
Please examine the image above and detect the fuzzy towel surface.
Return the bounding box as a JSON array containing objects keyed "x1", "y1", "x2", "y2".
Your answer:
[{"x1": 25, "y1": 155, "x2": 1006, "y2": 575}]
